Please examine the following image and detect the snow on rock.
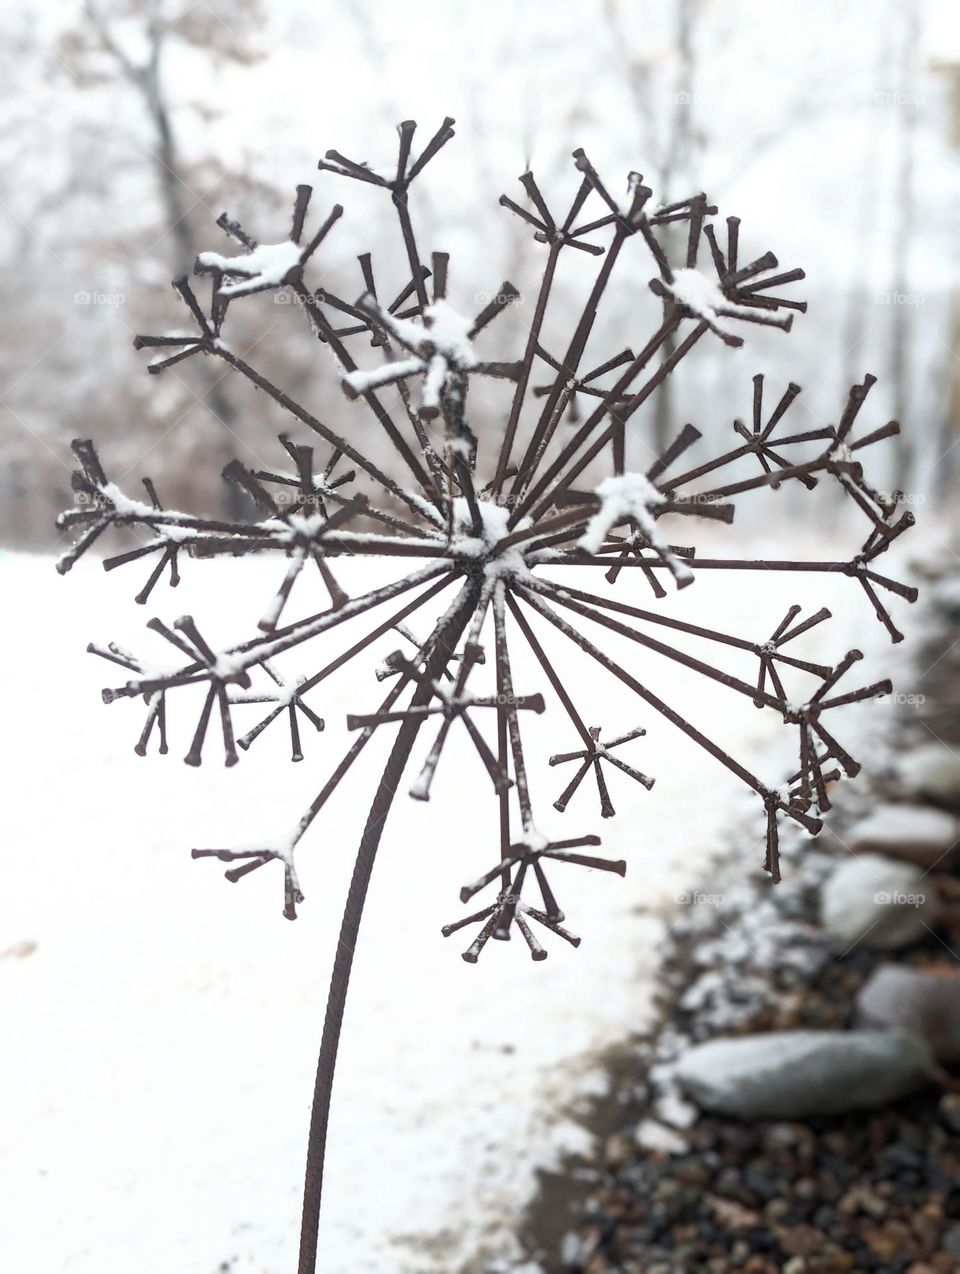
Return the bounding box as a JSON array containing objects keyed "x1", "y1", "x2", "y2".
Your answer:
[
  {"x1": 675, "y1": 1030, "x2": 934, "y2": 1120},
  {"x1": 896, "y1": 743, "x2": 960, "y2": 809},
  {"x1": 856, "y1": 965, "x2": 960, "y2": 1063},
  {"x1": 651, "y1": 1089, "x2": 699, "y2": 1130},
  {"x1": 842, "y1": 801, "x2": 959, "y2": 870},
  {"x1": 196, "y1": 240, "x2": 303, "y2": 297},
  {"x1": 930, "y1": 574, "x2": 960, "y2": 621},
  {"x1": 819, "y1": 852, "x2": 937, "y2": 951},
  {"x1": 635, "y1": 1117, "x2": 688, "y2": 1155}
]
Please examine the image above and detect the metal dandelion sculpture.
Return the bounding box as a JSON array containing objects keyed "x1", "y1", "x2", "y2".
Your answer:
[{"x1": 57, "y1": 116, "x2": 916, "y2": 1272}]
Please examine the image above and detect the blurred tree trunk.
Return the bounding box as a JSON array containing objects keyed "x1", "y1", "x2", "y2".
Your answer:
[
  {"x1": 651, "y1": 0, "x2": 698, "y2": 460},
  {"x1": 890, "y1": 0, "x2": 919, "y2": 487},
  {"x1": 931, "y1": 59, "x2": 960, "y2": 503},
  {"x1": 842, "y1": 24, "x2": 891, "y2": 393},
  {"x1": 140, "y1": 47, "x2": 245, "y2": 517},
  {"x1": 83, "y1": 1, "x2": 248, "y2": 518},
  {"x1": 603, "y1": 0, "x2": 701, "y2": 461}
]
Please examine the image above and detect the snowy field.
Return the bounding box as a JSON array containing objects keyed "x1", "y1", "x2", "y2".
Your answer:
[{"x1": 0, "y1": 532, "x2": 914, "y2": 1273}]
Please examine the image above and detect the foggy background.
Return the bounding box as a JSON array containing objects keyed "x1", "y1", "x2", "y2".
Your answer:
[{"x1": 1, "y1": 0, "x2": 957, "y2": 546}]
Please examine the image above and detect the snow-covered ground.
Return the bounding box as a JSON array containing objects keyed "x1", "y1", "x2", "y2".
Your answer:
[{"x1": 0, "y1": 533, "x2": 913, "y2": 1273}]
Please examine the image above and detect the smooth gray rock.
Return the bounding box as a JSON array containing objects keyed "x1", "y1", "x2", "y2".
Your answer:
[
  {"x1": 856, "y1": 964, "x2": 960, "y2": 1062},
  {"x1": 675, "y1": 1029, "x2": 934, "y2": 1120},
  {"x1": 844, "y1": 801, "x2": 958, "y2": 869},
  {"x1": 820, "y1": 853, "x2": 936, "y2": 951},
  {"x1": 897, "y1": 744, "x2": 960, "y2": 809}
]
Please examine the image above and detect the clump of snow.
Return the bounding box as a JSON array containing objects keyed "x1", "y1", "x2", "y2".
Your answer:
[
  {"x1": 399, "y1": 489, "x2": 447, "y2": 531},
  {"x1": 579, "y1": 473, "x2": 694, "y2": 587},
  {"x1": 665, "y1": 267, "x2": 760, "y2": 338},
  {"x1": 211, "y1": 650, "x2": 251, "y2": 682},
  {"x1": 68, "y1": 482, "x2": 201, "y2": 557},
  {"x1": 446, "y1": 498, "x2": 532, "y2": 581},
  {"x1": 448, "y1": 435, "x2": 475, "y2": 460},
  {"x1": 343, "y1": 299, "x2": 477, "y2": 414},
  {"x1": 579, "y1": 473, "x2": 663, "y2": 553},
  {"x1": 421, "y1": 300, "x2": 477, "y2": 367},
  {"x1": 154, "y1": 524, "x2": 198, "y2": 545},
  {"x1": 232, "y1": 677, "x2": 304, "y2": 709},
  {"x1": 197, "y1": 240, "x2": 303, "y2": 297},
  {"x1": 829, "y1": 441, "x2": 856, "y2": 466},
  {"x1": 283, "y1": 511, "x2": 329, "y2": 542},
  {"x1": 452, "y1": 497, "x2": 510, "y2": 547},
  {"x1": 635, "y1": 1117, "x2": 687, "y2": 1154},
  {"x1": 382, "y1": 299, "x2": 477, "y2": 369},
  {"x1": 667, "y1": 269, "x2": 728, "y2": 320},
  {"x1": 653, "y1": 1089, "x2": 698, "y2": 1129},
  {"x1": 341, "y1": 356, "x2": 424, "y2": 397},
  {"x1": 99, "y1": 482, "x2": 160, "y2": 521}
]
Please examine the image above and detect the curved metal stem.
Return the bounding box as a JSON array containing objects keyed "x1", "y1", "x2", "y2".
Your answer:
[{"x1": 297, "y1": 579, "x2": 479, "y2": 1274}]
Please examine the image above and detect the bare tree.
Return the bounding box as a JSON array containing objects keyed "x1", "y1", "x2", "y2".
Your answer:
[
  {"x1": 58, "y1": 0, "x2": 265, "y2": 516},
  {"x1": 841, "y1": 17, "x2": 893, "y2": 393},
  {"x1": 889, "y1": 0, "x2": 921, "y2": 485},
  {"x1": 602, "y1": 0, "x2": 704, "y2": 456}
]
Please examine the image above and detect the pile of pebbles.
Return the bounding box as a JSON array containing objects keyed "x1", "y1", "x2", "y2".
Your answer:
[{"x1": 519, "y1": 562, "x2": 960, "y2": 1274}]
